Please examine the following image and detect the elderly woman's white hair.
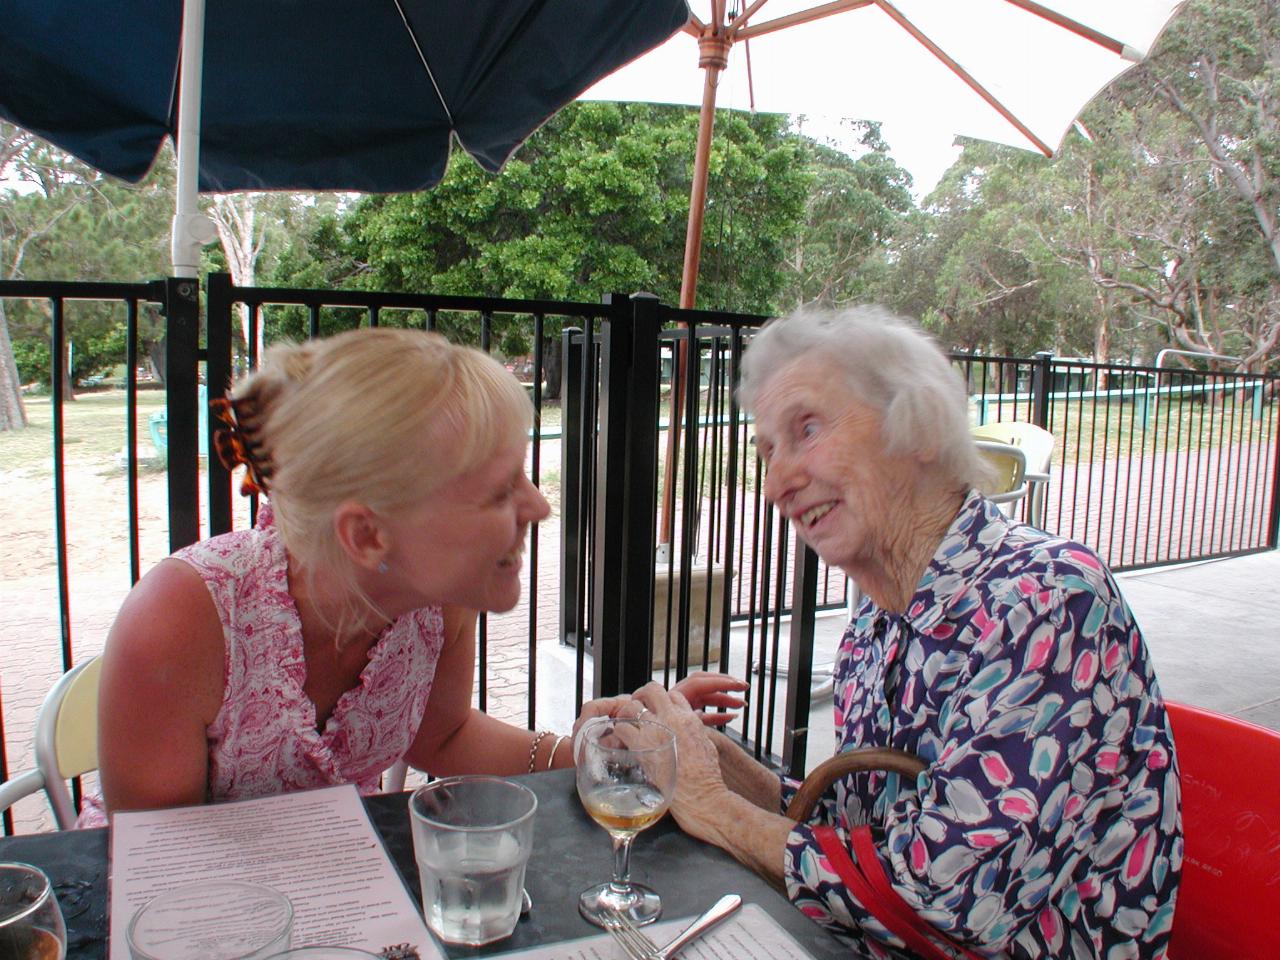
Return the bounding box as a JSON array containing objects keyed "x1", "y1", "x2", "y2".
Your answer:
[{"x1": 738, "y1": 304, "x2": 991, "y2": 489}]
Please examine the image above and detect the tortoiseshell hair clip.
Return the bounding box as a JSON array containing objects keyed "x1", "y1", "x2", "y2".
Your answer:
[{"x1": 210, "y1": 396, "x2": 272, "y2": 496}]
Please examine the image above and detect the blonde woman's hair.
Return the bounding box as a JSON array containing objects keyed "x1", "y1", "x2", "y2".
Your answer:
[
  {"x1": 227, "y1": 328, "x2": 533, "y2": 631},
  {"x1": 738, "y1": 304, "x2": 992, "y2": 489}
]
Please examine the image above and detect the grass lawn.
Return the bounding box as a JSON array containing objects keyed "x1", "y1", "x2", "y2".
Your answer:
[{"x1": 1, "y1": 389, "x2": 168, "y2": 473}]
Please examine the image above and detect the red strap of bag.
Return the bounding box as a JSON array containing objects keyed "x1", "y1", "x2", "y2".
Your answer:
[{"x1": 813, "y1": 824, "x2": 983, "y2": 960}]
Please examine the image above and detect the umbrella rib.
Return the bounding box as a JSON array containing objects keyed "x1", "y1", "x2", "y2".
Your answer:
[
  {"x1": 872, "y1": 0, "x2": 1053, "y2": 156},
  {"x1": 736, "y1": 0, "x2": 875, "y2": 42},
  {"x1": 733, "y1": 0, "x2": 771, "y2": 30},
  {"x1": 999, "y1": 0, "x2": 1137, "y2": 59},
  {"x1": 392, "y1": 0, "x2": 454, "y2": 126}
]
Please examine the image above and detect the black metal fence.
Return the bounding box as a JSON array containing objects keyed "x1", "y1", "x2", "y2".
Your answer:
[
  {"x1": 955, "y1": 352, "x2": 1280, "y2": 569},
  {"x1": 0, "y1": 278, "x2": 170, "y2": 834},
  {"x1": 3, "y1": 274, "x2": 1278, "y2": 834}
]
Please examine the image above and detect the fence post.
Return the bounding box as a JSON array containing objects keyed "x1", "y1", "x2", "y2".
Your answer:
[
  {"x1": 782, "y1": 540, "x2": 819, "y2": 778},
  {"x1": 205, "y1": 272, "x2": 234, "y2": 535},
  {"x1": 560, "y1": 326, "x2": 586, "y2": 651},
  {"x1": 590, "y1": 294, "x2": 662, "y2": 696},
  {"x1": 1031, "y1": 350, "x2": 1053, "y2": 428},
  {"x1": 622, "y1": 295, "x2": 662, "y2": 691},
  {"x1": 163, "y1": 277, "x2": 201, "y2": 551},
  {"x1": 1269, "y1": 406, "x2": 1280, "y2": 549}
]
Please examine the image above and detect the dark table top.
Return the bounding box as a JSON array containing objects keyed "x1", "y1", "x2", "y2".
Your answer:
[{"x1": 0, "y1": 769, "x2": 851, "y2": 958}]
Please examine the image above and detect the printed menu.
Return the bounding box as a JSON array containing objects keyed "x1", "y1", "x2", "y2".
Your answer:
[{"x1": 108, "y1": 784, "x2": 438, "y2": 959}]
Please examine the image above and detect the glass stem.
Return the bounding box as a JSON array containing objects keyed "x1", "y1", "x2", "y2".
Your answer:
[{"x1": 609, "y1": 834, "x2": 634, "y2": 893}]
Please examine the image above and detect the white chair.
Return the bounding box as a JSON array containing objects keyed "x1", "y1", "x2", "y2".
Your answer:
[
  {"x1": 973, "y1": 438, "x2": 1029, "y2": 508},
  {"x1": 0, "y1": 656, "x2": 102, "y2": 830},
  {"x1": 972, "y1": 422, "x2": 1055, "y2": 527},
  {"x1": 381, "y1": 758, "x2": 409, "y2": 793}
]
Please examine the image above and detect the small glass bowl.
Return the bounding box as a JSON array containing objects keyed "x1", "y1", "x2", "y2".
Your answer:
[{"x1": 127, "y1": 880, "x2": 293, "y2": 960}]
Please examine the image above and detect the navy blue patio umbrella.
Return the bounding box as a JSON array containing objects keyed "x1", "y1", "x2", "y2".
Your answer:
[{"x1": 0, "y1": 0, "x2": 689, "y2": 272}]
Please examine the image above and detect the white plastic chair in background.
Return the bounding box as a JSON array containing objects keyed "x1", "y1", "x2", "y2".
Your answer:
[
  {"x1": 382, "y1": 759, "x2": 409, "y2": 793},
  {"x1": 973, "y1": 439, "x2": 1028, "y2": 504},
  {"x1": 971, "y1": 422, "x2": 1055, "y2": 528},
  {"x1": 0, "y1": 656, "x2": 102, "y2": 830}
]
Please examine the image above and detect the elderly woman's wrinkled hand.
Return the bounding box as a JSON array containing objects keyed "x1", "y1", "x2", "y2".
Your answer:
[
  {"x1": 670, "y1": 671, "x2": 749, "y2": 726},
  {"x1": 630, "y1": 683, "x2": 731, "y2": 842},
  {"x1": 572, "y1": 694, "x2": 637, "y2": 738}
]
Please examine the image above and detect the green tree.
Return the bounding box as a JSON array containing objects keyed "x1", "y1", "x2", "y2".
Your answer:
[
  {"x1": 2, "y1": 123, "x2": 167, "y2": 425},
  {"x1": 781, "y1": 122, "x2": 915, "y2": 309},
  {"x1": 303, "y1": 103, "x2": 807, "y2": 393},
  {"x1": 1109, "y1": 0, "x2": 1280, "y2": 369},
  {"x1": 3, "y1": 142, "x2": 172, "y2": 395},
  {"x1": 882, "y1": 141, "x2": 1094, "y2": 358}
]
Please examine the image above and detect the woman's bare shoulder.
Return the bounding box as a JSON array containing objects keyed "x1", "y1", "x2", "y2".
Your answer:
[{"x1": 103, "y1": 558, "x2": 226, "y2": 707}]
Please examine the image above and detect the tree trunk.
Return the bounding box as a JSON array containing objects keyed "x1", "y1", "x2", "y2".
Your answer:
[
  {"x1": 149, "y1": 337, "x2": 167, "y2": 386},
  {"x1": 0, "y1": 301, "x2": 28, "y2": 431},
  {"x1": 1092, "y1": 290, "x2": 1111, "y2": 391},
  {"x1": 541, "y1": 335, "x2": 563, "y2": 402},
  {"x1": 211, "y1": 195, "x2": 265, "y2": 359}
]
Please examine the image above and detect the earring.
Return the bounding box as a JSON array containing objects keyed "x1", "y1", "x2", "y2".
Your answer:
[{"x1": 377, "y1": 561, "x2": 390, "y2": 574}]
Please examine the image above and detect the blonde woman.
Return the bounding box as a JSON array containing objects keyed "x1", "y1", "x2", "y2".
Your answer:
[{"x1": 84, "y1": 328, "x2": 741, "y2": 825}]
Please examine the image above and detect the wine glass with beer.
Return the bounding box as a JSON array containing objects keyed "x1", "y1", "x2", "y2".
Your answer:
[
  {"x1": 0, "y1": 862, "x2": 67, "y2": 960},
  {"x1": 575, "y1": 715, "x2": 677, "y2": 927}
]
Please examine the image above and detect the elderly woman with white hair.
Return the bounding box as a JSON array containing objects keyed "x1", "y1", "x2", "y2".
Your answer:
[{"x1": 634, "y1": 306, "x2": 1181, "y2": 959}]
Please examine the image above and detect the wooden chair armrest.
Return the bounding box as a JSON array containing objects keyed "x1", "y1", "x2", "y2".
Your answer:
[{"x1": 785, "y1": 747, "x2": 926, "y2": 823}]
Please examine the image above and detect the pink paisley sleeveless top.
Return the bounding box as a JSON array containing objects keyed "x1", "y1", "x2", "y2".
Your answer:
[{"x1": 77, "y1": 504, "x2": 445, "y2": 827}]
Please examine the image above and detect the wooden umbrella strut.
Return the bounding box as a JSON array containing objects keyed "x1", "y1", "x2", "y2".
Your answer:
[{"x1": 661, "y1": 25, "x2": 732, "y2": 545}]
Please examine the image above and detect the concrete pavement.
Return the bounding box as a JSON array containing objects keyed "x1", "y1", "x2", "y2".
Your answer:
[{"x1": 1113, "y1": 549, "x2": 1280, "y2": 728}]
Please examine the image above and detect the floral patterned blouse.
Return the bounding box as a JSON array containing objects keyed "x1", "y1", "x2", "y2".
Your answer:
[
  {"x1": 78, "y1": 503, "x2": 445, "y2": 827},
  {"x1": 781, "y1": 491, "x2": 1181, "y2": 959}
]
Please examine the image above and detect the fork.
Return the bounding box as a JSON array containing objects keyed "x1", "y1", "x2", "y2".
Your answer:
[
  {"x1": 601, "y1": 909, "x2": 659, "y2": 960},
  {"x1": 603, "y1": 894, "x2": 742, "y2": 960}
]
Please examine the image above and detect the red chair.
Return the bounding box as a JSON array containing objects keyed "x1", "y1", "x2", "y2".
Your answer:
[{"x1": 1165, "y1": 701, "x2": 1280, "y2": 959}]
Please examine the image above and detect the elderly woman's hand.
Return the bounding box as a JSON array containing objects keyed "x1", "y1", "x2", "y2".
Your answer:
[
  {"x1": 630, "y1": 683, "x2": 732, "y2": 843},
  {"x1": 572, "y1": 694, "x2": 637, "y2": 739},
  {"x1": 670, "y1": 671, "x2": 749, "y2": 726}
]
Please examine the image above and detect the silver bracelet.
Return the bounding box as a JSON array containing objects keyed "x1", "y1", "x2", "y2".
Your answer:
[{"x1": 546, "y1": 734, "x2": 569, "y2": 770}]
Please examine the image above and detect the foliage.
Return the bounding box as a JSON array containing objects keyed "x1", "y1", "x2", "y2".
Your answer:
[
  {"x1": 335, "y1": 103, "x2": 807, "y2": 344},
  {"x1": 4, "y1": 0, "x2": 1279, "y2": 396},
  {"x1": 881, "y1": 0, "x2": 1280, "y2": 370},
  {"x1": 780, "y1": 121, "x2": 915, "y2": 309},
  {"x1": 1, "y1": 128, "x2": 172, "y2": 397},
  {"x1": 880, "y1": 140, "x2": 1092, "y2": 356},
  {"x1": 1107, "y1": 0, "x2": 1280, "y2": 369}
]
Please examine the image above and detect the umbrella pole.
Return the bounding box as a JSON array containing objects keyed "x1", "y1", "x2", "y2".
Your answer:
[
  {"x1": 171, "y1": 0, "x2": 218, "y2": 278},
  {"x1": 660, "y1": 33, "x2": 730, "y2": 546}
]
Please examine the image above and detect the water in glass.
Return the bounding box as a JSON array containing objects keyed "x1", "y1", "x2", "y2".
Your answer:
[
  {"x1": 408, "y1": 776, "x2": 537, "y2": 947},
  {"x1": 415, "y1": 830, "x2": 526, "y2": 945}
]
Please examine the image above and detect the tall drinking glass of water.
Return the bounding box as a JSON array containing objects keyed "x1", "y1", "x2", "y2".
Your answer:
[
  {"x1": 0, "y1": 862, "x2": 67, "y2": 960},
  {"x1": 575, "y1": 716, "x2": 677, "y2": 927},
  {"x1": 408, "y1": 776, "x2": 537, "y2": 947}
]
